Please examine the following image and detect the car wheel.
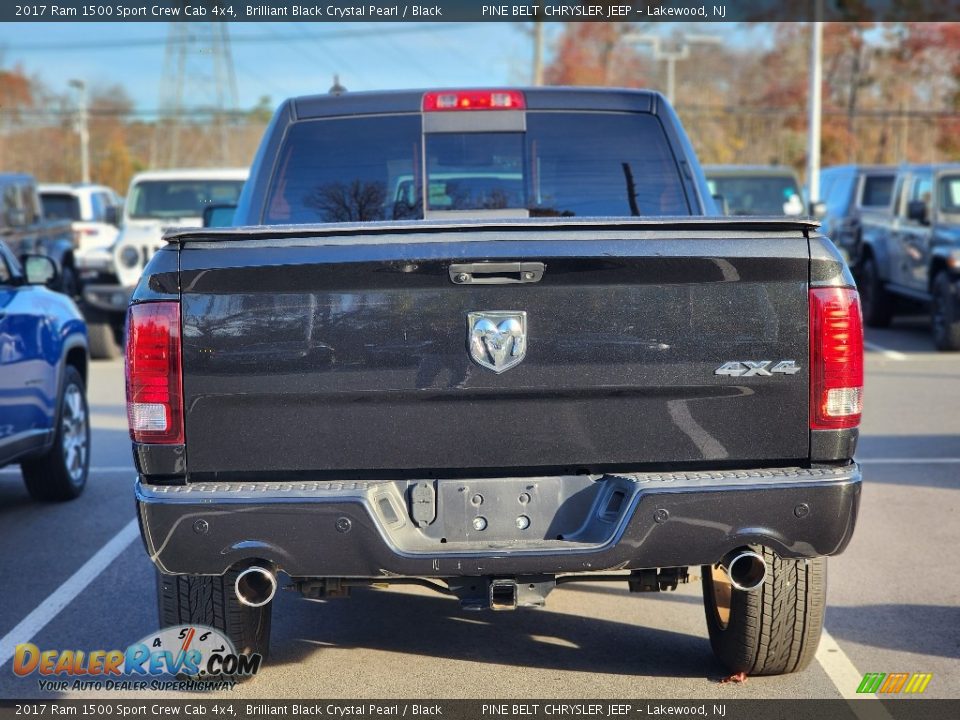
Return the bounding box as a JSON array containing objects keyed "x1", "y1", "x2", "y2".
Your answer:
[
  {"x1": 86, "y1": 309, "x2": 122, "y2": 360},
  {"x1": 21, "y1": 366, "x2": 90, "y2": 502},
  {"x1": 59, "y1": 265, "x2": 79, "y2": 300},
  {"x1": 931, "y1": 271, "x2": 960, "y2": 352},
  {"x1": 702, "y1": 547, "x2": 826, "y2": 676},
  {"x1": 859, "y1": 256, "x2": 893, "y2": 328},
  {"x1": 156, "y1": 567, "x2": 272, "y2": 663}
]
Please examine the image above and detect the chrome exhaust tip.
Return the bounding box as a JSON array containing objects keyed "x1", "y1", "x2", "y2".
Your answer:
[
  {"x1": 235, "y1": 566, "x2": 277, "y2": 608},
  {"x1": 719, "y1": 549, "x2": 767, "y2": 592}
]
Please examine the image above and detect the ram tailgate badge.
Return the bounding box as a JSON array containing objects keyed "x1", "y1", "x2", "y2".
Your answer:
[{"x1": 468, "y1": 311, "x2": 527, "y2": 373}]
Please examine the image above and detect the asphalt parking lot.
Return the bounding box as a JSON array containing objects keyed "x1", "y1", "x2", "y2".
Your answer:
[{"x1": 0, "y1": 316, "x2": 957, "y2": 701}]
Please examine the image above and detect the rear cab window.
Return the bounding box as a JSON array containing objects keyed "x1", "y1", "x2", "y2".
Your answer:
[
  {"x1": 40, "y1": 193, "x2": 82, "y2": 222},
  {"x1": 704, "y1": 173, "x2": 803, "y2": 216},
  {"x1": 859, "y1": 174, "x2": 895, "y2": 208},
  {"x1": 908, "y1": 173, "x2": 934, "y2": 220},
  {"x1": 18, "y1": 183, "x2": 38, "y2": 225},
  {"x1": 891, "y1": 176, "x2": 908, "y2": 218},
  {"x1": 940, "y1": 174, "x2": 960, "y2": 214},
  {"x1": 264, "y1": 110, "x2": 690, "y2": 224},
  {"x1": 1, "y1": 183, "x2": 17, "y2": 222},
  {"x1": 90, "y1": 192, "x2": 107, "y2": 221},
  {"x1": 128, "y1": 180, "x2": 245, "y2": 220}
]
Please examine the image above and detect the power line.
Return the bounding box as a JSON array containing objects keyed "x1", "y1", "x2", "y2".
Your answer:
[
  {"x1": 151, "y1": 20, "x2": 239, "y2": 168},
  {"x1": 4, "y1": 24, "x2": 470, "y2": 53}
]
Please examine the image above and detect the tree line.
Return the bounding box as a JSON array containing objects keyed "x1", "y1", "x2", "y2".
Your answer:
[
  {"x1": 545, "y1": 22, "x2": 960, "y2": 168},
  {"x1": 1, "y1": 22, "x2": 958, "y2": 194}
]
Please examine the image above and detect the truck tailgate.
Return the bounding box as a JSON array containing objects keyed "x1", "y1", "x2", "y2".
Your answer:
[{"x1": 177, "y1": 221, "x2": 812, "y2": 477}]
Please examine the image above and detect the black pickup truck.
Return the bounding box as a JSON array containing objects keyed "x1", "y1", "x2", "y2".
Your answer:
[{"x1": 129, "y1": 88, "x2": 863, "y2": 677}]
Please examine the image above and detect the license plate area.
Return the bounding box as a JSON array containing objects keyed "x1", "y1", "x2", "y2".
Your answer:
[{"x1": 371, "y1": 475, "x2": 637, "y2": 552}]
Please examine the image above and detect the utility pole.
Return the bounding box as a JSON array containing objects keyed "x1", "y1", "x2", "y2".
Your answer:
[
  {"x1": 152, "y1": 10, "x2": 239, "y2": 168},
  {"x1": 806, "y1": 2, "x2": 823, "y2": 212},
  {"x1": 620, "y1": 33, "x2": 722, "y2": 105},
  {"x1": 69, "y1": 79, "x2": 90, "y2": 184},
  {"x1": 532, "y1": 22, "x2": 544, "y2": 86}
]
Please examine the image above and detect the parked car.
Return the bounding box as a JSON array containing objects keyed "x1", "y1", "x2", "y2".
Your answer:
[
  {"x1": 0, "y1": 174, "x2": 77, "y2": 297},
  {"x1": 818, "y1": 165, "x2": 897, "y2": 263},
  {"x1": 860, "y1": 164, "x2": 960, "y2": 350},
  {"x1": 38, "y1": 183, "x2": 123, "y2": 261},
  {"x1": 0, "y1": 240, "x2": 90, "y2": 500},
  {"x1": 79, "y1": 168, "x2": 247, "y2": 359},
  {"x1": 129, "y1": 88, "x2": 862, "y2": 677},
  {"x1": 704, "y1": 165, "x2": 806, "y2": 216}
]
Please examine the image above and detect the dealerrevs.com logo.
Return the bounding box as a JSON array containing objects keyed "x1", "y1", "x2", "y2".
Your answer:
[
  {"x1": 13, "y1": 625, "x2": 261, "y2": 692},
  {"x1": 857, "y1": 672, "x2": 933, "y2": 695}
]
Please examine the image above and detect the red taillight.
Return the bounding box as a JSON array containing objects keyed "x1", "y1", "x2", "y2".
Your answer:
[
  {"x1": 810, "y1": 287, "x2": 864, "y2": 430},
  {"x1": 125, "y1": 302, "x2": 183, "y2": 444},
  {"x1": 422, "y1": 90, "x2": 525, "y2": 111},
  {"x1": 72, "y1": 228, "x2": 99, "y2": 247}
]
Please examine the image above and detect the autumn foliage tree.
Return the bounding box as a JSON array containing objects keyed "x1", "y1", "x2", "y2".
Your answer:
[
  {"x1": 544, "y1": 22, "x2": 651, "y2": 88},
  {"x1": 89, "y1": 85, "x2": 136, "y2": 191},
  {"x1": 543, "y1": 21, "x2": 960, "y2": 174},
  {"x1": 0, "y1": 64, "x2": 37, "y2": 169},
  {"x1": 0, "y1": 63, "x2": 265, "y2": 191},
  {"x1": 900, "y1": 23, "x2": 960, "y2": 156}
]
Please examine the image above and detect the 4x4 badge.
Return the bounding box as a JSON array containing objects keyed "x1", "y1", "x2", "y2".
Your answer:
[
  {"x1": 715, "y1": 360, "x2": 801, "y2": 377},
  {"x1": 468, "y1": 311, "x2": 527, "y2": 373}
]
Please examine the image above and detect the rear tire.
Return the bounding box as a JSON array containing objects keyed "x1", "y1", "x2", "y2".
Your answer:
[
  {"x1": 156, "y1": 568, "x2": 272, "y2": 661},
  {"x1": 21, "y1": 366, "x2": 89, "y2": 502},
  {"x1": 702, "y1": 547, "x2": 826, "y2": 676},
  {"x1": 859, "y1": 256, "x2": 893, "y2": 328},
  {"x1": 59, "y1": 265, "x2": 79, "y2": 300},
  {"x1": 931, "y1": 272, "x2": 960, "y2": 352},
  {"x1": 86, "y1": 310, "x2": 122, "y2": 360}
]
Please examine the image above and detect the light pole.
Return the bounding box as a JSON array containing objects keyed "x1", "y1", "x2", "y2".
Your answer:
[
  {"x1": 806, "y1": 4, "x2": 824, "y2": 212},
  {"x1": 620, "y1": 33, "x2": 722, "y2": 105},
  {"x1": 532, "y1": 22, "x2": 544, "y2": 86},
  {"x1": 69, "y1": 79, "x2": 90, "y2": 184}
]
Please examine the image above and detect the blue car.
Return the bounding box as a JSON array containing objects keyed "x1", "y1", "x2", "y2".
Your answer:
[{"x1": 0, "y1": 240, "x2": 90, "y2": 500}]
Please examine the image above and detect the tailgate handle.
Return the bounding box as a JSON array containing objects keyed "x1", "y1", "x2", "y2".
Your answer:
[{"x1": 449, "y1": 262, "x2": 545, "y2": 285}]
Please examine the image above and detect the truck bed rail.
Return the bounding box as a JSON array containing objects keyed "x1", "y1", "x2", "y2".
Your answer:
[{"x1": 163, "y1": 216, "x2": 821, "y2": 245}]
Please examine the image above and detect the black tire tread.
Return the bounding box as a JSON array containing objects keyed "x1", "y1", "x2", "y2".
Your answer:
[
  {"x1": 59, "y1": 265, "x2": 79, "y2": 301},
  {"x1": 156, "y1": 568, "x2": 272, "y2": 659},
  {"x1": 859, "y1": 256, "x2": 894, "y2": 328},
  {"x1": 21, "y1": 366, "x2": 89, "y2": 502},
  {"x1": 702, "y1": 548, "x2": 825, "y2": 676},
  {"x1": 86, "y1": 314, "x2": 122, "y2": 360},
  {"x1": 932, "y1": 272, "x2": 960, "y2": 352}
]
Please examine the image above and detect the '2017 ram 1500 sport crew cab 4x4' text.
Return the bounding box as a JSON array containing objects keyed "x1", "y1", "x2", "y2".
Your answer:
[{"x1": 129, "y1": 88, "x2": 863, "y2": 677}]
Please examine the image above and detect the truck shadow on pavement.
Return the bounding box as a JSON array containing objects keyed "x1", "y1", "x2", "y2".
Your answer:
[
  {"x1": 826, "y1": 604, "x2": 960, "y2": 660},
  {"x1": 857, "y1": 434, "x2": 960, "y2": 455},
  {"x1": 865, "y1": 315, "x2": 937, "y2": 354},
  {"x1": 547, "y1": 582, "x2": 705, "y2": 605},
  {"x1": 856, "y1": 434, "x2": 960, "y2": 489},
  {"x1": 268, "y1": 586, "x2": 724, "y2": 679}
]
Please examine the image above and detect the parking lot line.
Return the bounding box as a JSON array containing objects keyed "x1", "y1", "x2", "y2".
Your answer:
[
  {"x1": 0, "y1": 465, "x2": 132, "y2": 477},
  {"x1": 0, "y1": 518, "x2": 139, "y2": 668},
  {"x1": 857, "y1": 457, "x2": 960, "y2": 464},
  {"x1": 863, "y1": 341, "x2": 907, "y2": 361},
  {"x1": 816, "y1": 628, "x2": 895, "y2": 719}
]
